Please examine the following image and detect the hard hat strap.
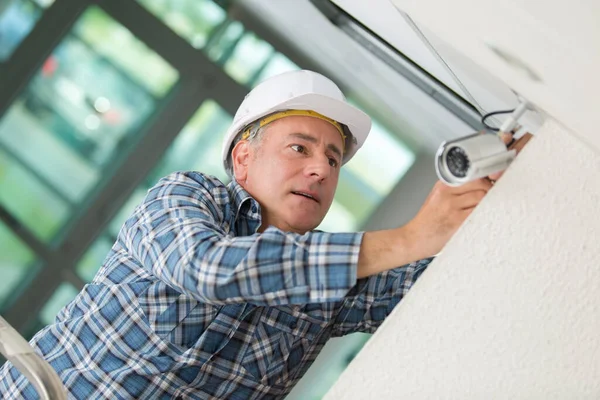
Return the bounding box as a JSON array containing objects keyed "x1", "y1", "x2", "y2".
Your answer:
[{"x1": 241, "y1": 110, "x2": 346, "y2": 153}]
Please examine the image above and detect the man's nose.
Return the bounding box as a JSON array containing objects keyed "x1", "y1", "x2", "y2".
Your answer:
[{"x1": 306, "y1": 155, "x2": 331, "y2": 181}]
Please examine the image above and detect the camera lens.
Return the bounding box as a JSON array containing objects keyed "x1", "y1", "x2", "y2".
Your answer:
[{"x1": 446, "y1": 146, "x2": 469, "y2": 178}]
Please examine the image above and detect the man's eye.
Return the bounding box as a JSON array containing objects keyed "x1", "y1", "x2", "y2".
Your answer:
[
  {"x1": 328, "y1": 157, "x2": 339, "y2": 167},
  {"x1": 291, "y1": 144, "x2": 305, "y2": 153}
]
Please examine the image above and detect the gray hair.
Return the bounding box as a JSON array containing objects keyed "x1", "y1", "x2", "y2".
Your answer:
[{"x1": 225, "y1": 123, "x2": 267, "y2": 179}]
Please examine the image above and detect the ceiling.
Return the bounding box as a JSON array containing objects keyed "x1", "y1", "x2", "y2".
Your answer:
[
  {"x1": 234, "y1": 0, "x2": 600, "y2": 152},
  {"x1": 329, "y1": 0, "x2": 545, "y2": 135},
  {"x1": 232, "y1": 0, "x2": 558, "y2": 149},
  {"x1": 387, "y1": 0, "x2": 599, "y2": 151}
]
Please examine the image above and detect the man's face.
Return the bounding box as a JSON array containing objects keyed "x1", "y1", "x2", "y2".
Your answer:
[{"x1": 232, "y1": 115, "x2": 344, "y2": 234}]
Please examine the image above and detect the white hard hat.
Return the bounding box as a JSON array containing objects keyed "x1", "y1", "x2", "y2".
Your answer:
[{"x1": 222, "y1": 70, "x2": 371, "y2": 173}]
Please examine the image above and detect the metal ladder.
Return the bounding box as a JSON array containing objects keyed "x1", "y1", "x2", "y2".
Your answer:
[{"x1": 0, "y1": 316, "x2": 67, "y2": 399}]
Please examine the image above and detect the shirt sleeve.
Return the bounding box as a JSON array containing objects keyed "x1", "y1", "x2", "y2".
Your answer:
[
  {"x1": 123, "y1": 172, "x2": 364, "y2": 306},
  {"x1": 331, "y1": 257, "x2": 433, "y2": 337}
]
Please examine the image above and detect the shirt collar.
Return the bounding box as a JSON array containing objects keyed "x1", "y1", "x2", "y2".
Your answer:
[{"x1": 227, "y1": 179, "x2": 262, "y2": 222}]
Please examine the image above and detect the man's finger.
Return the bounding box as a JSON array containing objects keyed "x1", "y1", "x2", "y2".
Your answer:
[
  {"x1": 499, "y1": 132, "x2": 513, "y2": 145},
  {"x1": 508, "y1": 133, "x2": 534, "y2": 153},
  {"x1": 451, "y1": 178, "x2": 492, "y2": 195},
  {"x1": 454, "y1": 190, "x2": 487, "y2": 210},
  {"x1": 488, "y1": 133, "x2": 534, "y2": 181},
  {"x1": 459, "y1": 207, "x2": 476, "y2": 220}
]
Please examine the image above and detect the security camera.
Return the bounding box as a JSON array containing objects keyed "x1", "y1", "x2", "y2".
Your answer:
[{"x1": 435, "y1": 132, "x2": 516, "y2": 186}]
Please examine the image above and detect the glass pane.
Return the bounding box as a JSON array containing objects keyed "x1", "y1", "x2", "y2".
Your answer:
[
  {"x1": 212, "y1": 26, "x2": 301, "y2": 88},
  {"x1": 146, "y1": 100, "x2": 232, "y2": 183},
  {"x1": 0, "y1": 96, "x2": 100, "y2": 203},
  {"x1": 137, "y1": 0, "x2": 227, "y2": 49},
  {"x1": 0, "y1": 148, "x2": 70, "y2": 241},
  {"x1": 0, "y1": 0, "x2": 46, "y2": 62},
  {"x1": 74, "y1": 7, "x2": 177, "y2": 98},
  {"x1": 345, "y1": 119, "x2": 415, "y2": 196},
  {"x1": 0, "y1": 220, "x2": 36, "y2": 307},
  {"x1": 77, "y1": 100, "x2": 233, "y2": 282},
  {"x1": 286, "y1": 333, "x2": 371, "y2": 400},
  {"x1": 107, "y1": 188, "x2": 148, "y2": 238},
  {"x1": 31, "y1": 0, "x2": 55, "y2": 6},
  {"x1": 205, "y1": 20, "x2": 244, "y2": 63},
  {"x1": 317, "y1": 200, "x2": 356, "y2": 233},
  {"x1": 0, "y1": 6, "x2": 178, "y2": 242},
  {"x1": 325, "y1": 169, "x2": 378, "y2": 231},
  {"x1": 223, "y1": 32, "x2": 274, "y2": 85},
  {"x1": 137, "y1": 0, "x2": 298, "y2": 88},
  {"x1": 75, "y1": 185, "x2": 146, "y2": 282},
  {"x1": 76, "y1": 235, "x2": 113, "y2": 282},
  {"x1": 253, "y1": 53, "x2": 300, "y2": 86},
  {"x1": 39, "y1": 282, "x2": 78, "y2": 326}
]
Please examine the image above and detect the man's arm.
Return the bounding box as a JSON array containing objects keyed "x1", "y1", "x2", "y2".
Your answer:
[
  {"x1": 357, "y1": 177, "x2": 493, "y2": 278},
  {"x1": 124, "y1": 172, "x2": 364, "y2": 306},
  {"x1": 125, "y1": 171, "x2": 491, "y2": 307}
]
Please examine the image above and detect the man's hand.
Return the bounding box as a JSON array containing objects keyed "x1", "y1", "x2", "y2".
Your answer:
[
  {"x1": 405, "y1": 132, "x2": 534, "y2": 258},
  {"x1": 357, "y1": 133, "x2": 533, "y2": 278},
  {"x1": 358, "y1": 178, "x2": 491, "y2": 278},
  {"x1": 403, "y1": 178, "x2": 493, "y2": 259},
  {"x1": 488, "y1": 132, "x2": 534, "y2": 181}
]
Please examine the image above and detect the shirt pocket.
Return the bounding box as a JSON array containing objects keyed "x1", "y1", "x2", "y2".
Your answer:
[{"x1": 241, "y1": 306, "x2": 324, "y2": 388}]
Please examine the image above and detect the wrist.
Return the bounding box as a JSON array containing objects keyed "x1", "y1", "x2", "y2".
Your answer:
[
  {"x1": 358, "y1": 225, "x2": 431, "y2": 279},
  {"x1": 396, "y1": 222, "x2": 430, "y2": 262}
]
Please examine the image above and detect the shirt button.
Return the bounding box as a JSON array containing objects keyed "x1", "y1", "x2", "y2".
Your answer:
[{"x1": 251, "y1": 205, "x2": 258, "y2": 213}]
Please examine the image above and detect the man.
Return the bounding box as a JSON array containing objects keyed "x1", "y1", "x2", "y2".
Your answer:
[{"x1": 0, "y1": 70, "x2": 524, "y2": 399}]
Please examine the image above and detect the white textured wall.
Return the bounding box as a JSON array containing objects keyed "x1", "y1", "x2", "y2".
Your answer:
[{"x1": 325, "y1": 119, "x2": 600, "y2": 399}]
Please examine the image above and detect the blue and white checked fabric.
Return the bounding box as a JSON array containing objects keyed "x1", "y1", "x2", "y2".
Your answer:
[{"x1": 0, "y1": 171, "x2": 432, "y2": 399}]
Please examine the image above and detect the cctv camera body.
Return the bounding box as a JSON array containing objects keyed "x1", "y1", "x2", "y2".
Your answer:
[{"x1": 435, "y1": 132, "x2": 516, "y2": 186}]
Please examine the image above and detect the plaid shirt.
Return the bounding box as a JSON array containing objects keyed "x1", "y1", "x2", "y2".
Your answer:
[{"x1": 0, "y1": 172, "x2": 431, "y2": 399}]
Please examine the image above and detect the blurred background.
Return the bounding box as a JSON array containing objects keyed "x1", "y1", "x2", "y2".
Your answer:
[{"x1": 0, "y1": 0, "x2": 536, "y2": 397}]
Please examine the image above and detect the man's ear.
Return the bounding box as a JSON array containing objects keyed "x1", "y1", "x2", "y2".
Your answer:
[{"x1": 231, "y1": 140, "x2": 251, "y2": 183}]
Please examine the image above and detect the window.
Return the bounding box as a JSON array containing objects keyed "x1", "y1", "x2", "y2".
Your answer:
[
  {"x1": 223, "y1": 31, "x2": 274, "y2": 85},
  {"x1": 0, "y1": 221, "x2": 37, "y2": 308},
  {"x1": 0, "y1": 6, "x2": 178, "y2": 243},
  {"x1": 137, "y1": 0, "x2": 301, "y2": 89},
  {"x1": 0, "y1": 0, "x2": 55, "y2": 62},
  {"x1": 138, "y1": 0, "x2": 227, "y2": 50},
  {"x1": 0, "y1": 147, "x2": 70, "y2": 241},
  {"x1": 39, "y1": 282, "x2": 78, "y2": 326}
]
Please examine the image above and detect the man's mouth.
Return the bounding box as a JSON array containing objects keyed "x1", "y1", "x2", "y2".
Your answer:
[{"x1": 292, "y1": 191, "x2": 319, "y2": 203}]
